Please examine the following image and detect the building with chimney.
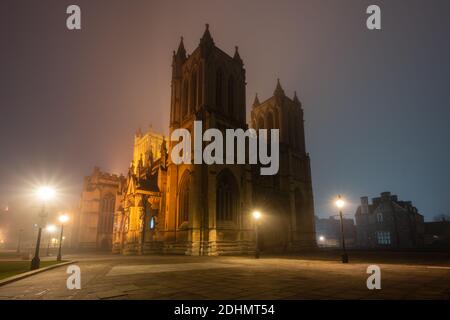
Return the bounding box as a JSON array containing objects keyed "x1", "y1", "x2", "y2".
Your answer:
[{"x1": 355, "y1": 192, "x2": 424, "y2": 249}]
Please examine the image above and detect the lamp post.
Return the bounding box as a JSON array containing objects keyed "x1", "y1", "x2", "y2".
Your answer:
[
  {"x1": 252, "y1": 210, "x2": 262, "y2": 259},
  {"x1": 31, "y1": 186, "x2": 55, "y2": 270},
  {"x1": 45, "y1": 225, "x2": 56, "y2": 256},
  {"x1": 335, "y1": 195, "x2": 349, "y2": 263},
  {"x1": 57, "y1": 214, "x2": 69, "y2": 262}
]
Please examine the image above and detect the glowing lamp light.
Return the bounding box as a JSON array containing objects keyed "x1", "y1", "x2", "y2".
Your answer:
[
  {"x1": 252, "y1": 210, "x2": 262, "y2": 220},
  {"x1": 36, "y1": 186, "x2": 56, "y2": 201},
  {"x1": 46, "y1": 225, "x2": 56, "y2": 233},
  {"x1": 319, "y1": 235, "x2": 325, "y2": 242},
  {"x1": 335, "y1": 196, "x2": 345, "y2": 209},
  {"x1": 58, "y1": 214, "x2": 69, "y2": 224}
]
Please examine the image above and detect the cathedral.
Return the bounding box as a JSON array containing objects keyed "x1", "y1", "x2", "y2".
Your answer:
[{"x1": 74, "y1": 25, "x2": 316, "y2": 255}]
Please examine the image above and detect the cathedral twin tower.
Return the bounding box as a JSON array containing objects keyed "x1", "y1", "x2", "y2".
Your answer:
[{"x1": 108, "y1": 24, "x2": 316, "y2": 255}]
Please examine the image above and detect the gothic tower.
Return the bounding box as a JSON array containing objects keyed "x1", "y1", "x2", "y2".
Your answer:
[
  {"x1": 165, "y1": 24, "x2": 253, "y2": 255},
  {"x1": 250, "y1": 80, "x2": 316, "y2": 250},
  {"x1": 112, "y1": 25, "x2": 316, "y2": 256}
]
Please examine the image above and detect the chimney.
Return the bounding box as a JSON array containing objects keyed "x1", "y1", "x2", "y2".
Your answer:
[
  {"x1": 381, "y1": 191, "x2": 391, "y2": 201},
  {"x1": 361, "y1": 196, "x2": 369, "y2": 214}
]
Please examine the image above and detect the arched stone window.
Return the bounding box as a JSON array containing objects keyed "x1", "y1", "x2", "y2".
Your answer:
[
  {"x1": 178, "y1": 171, "x2": 190, "y2": 225},
  {"x1": 266, "y1": 111, "x2": 275, "y2": 151},
  {"x1": 273, "y1": 108, "x2": 279, "y2": 129},
  {"x1": 182, "y1": 80, "x2": 189, "y2": 119},
  {"x1": 198, "y1": 64, "x2": 203, "y2": 106},
  {"x1": 228, "y1": 76, "x2": 234, "y2": 116},
  {"x1": 216, "y1": 69, "x2": 223, "y2": 108},
  {"x1": 289, "y1": 113, "x2": 297, "y2": 149},
  {"x1": 190, "y1": 71, "x2": 198, "y2": 111},
  {"x1": 99, "y1": 193, "x2": 115, "y2": 233},
  {"x1": 266, "y1": 112, "x2": 274, "y2": 129},
  {"x1": 216, "y1": 170, "x2": 238, "y2": 222},
  {"x1": 257, "y1": 116, "x2": 264, "y2": 130},
  {"x1": 296, "y1": 115, "x2": 304, "y2": 151}
]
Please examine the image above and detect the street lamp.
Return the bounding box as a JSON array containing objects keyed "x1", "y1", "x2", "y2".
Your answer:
[
  {"x1": 57, "y1": 214, "x2": 69, "y2": 261},
  {"x1": 335, "y1": 195, "x2": 349, "y2": 263},
  {"x1": 45, "y1": 224, "x2": 56, "y2": 256},
  {"x1": 36, "y1": 186, "x2": 56, "y2": 201},
  {"x1": 252, "y1": 210, "x2": 262, "y2": 259},
  {"x1": 31, "y1": 186, "x2": 55, "y2": 270}
]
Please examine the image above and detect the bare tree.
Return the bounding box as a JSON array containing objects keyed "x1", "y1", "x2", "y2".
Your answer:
[{"x1": 433, "y1": 213, "x2": 450, "y2": 222}]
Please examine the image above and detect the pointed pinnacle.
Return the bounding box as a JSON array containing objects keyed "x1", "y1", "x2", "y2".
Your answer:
[
  {"x1": 176, "y1": 36, "x2": 186, "y2": 57},
  {"x1": 274, "y1": 78, "x2": 285, "y2": 96},
  {"x1": 233, "y1": 46, "x2": 243, "y2": 64},
  {"x1": 200, "y1": 23, "x2": 214, "y2": 45},
  {"x1": 253, "y1": 93, "x2": 260, "y2": 107},
  {"x1": 294, "y1": 91, "x2": 299, "y2": 100}
]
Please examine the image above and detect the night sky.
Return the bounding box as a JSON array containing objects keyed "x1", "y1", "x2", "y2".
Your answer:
[{"x1": 1, "y1": 0, "x2": 450, "y2": 230}]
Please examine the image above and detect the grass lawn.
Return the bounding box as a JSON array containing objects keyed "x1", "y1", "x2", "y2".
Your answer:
[
  {"x1": 0, "y1": 260, "x2": 65, "y2": 280},
  {"x1": 0, "y1": 252, "x2": 21, "y2": 259}
]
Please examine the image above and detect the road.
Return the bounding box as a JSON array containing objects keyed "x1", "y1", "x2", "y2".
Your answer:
[{"x1": 0, "y1": 253, "x2": 449, "y2": 299}]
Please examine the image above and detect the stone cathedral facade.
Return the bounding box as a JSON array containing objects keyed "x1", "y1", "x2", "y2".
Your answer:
[{"x1": 109, "y1": 25, "x2": 316, "y2": 255}]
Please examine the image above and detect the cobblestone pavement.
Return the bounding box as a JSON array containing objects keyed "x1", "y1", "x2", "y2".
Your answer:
[{"x1": 0, "y1": 253, "x2": 449, "y2": 300}]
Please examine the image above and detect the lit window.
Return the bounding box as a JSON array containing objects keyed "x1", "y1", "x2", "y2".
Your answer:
[
  {"x1": 377, "y1": 231, "x2": 391, "y2": 245},
  {"x1": 149, "y1": 216, "x2": 155, "y2": 230}
]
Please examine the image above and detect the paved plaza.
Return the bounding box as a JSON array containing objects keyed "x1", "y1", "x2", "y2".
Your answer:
[{"x1": 0, "y1": 252, "x2": 449, "y2": 300}]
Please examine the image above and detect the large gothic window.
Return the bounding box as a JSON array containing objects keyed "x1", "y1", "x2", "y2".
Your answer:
[
  {"x1": 190, "y1": 71, "x2": 198, "y2": 111},
  {"x1": 266, "y1": 112, "x2": 274, "y2": 129},
  {"x1": 273, "y1": 108, "x2": 279, "y2": 129},
  {"x1": 289, "y1": 113, "x2": 297, "y2": 149},
  {"x1": 266, "y1": 112, "x2": 275, "y2": 152},
  {"x1": 198, "y1": 64, "x2": 203, "y2": 106},
  {"x1": 178, "y1": 171, "x2": 190, "y2": 225},
  {"x1": 216, "y1": 170, "x2": 238, "y2": 222},
  {"x1": 182, "y1": 80, "x2": 188, "y2": 119},
  {"x1": 228, "y1": 76, "x2": 234, "y2": 116},
  {"x1": 257, "y1": 116, "x2": 264, "y2": 130},
  {"x1": 99, "y1": 193, "x2": 115, "y2": 233},
  {"x1": 216, "y1": 69, "x2": 223, "y2": 109}
]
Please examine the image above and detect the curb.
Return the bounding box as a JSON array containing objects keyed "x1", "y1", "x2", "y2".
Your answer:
[{"x1": 0, "y1": 260, "x2": 78, "y2": 287}]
